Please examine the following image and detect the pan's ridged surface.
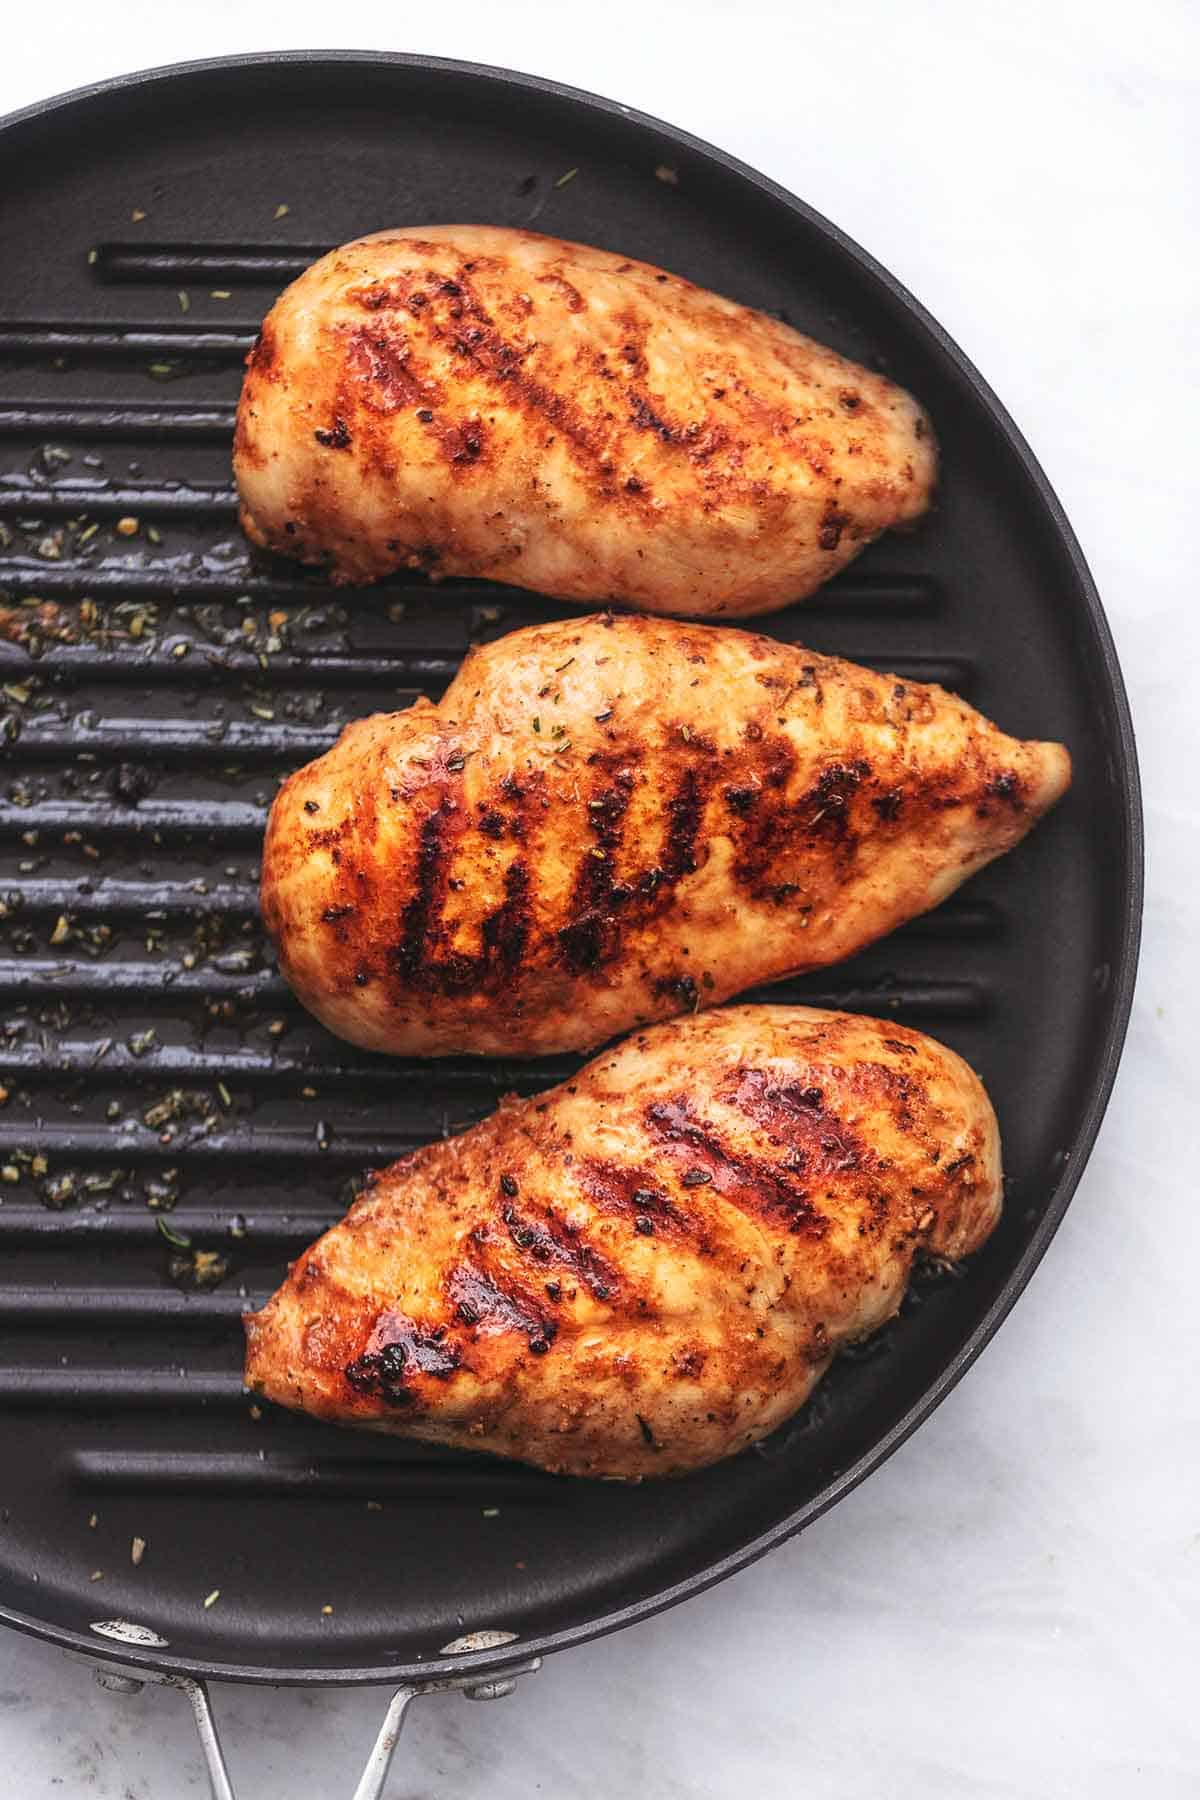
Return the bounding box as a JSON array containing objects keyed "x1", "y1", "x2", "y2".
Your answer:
[
  {"x1": 244, "y1": 1005, "x2": 1002, "y2": 1479},
  {"x1": 234, "y1": 225, "x2": 936, "y2": 616},
  {"x1": 261, "y1": 614, "x2": 1071, "y2": 1057}
]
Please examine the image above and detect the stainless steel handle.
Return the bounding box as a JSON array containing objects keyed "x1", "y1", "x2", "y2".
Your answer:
[
  {"x1": 91, "y1": 1654, "x2": 541, "y2": 1799},
  {"x1": 348, "y1": 1664, "x2": 540, "y2": 1800},
  {"x1": 182, "y1": 1679, "x2": 236, "y2": 1800}
]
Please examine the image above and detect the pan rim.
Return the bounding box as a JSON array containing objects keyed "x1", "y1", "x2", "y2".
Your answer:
[{"x1": 0, "y1": 47, "x2": 1143, "y2": 1688}]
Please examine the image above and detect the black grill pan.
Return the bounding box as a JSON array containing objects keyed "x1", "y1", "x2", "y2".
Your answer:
[{"x1": 0, "y1": 44, "x2": 1140, "y2": 1752}]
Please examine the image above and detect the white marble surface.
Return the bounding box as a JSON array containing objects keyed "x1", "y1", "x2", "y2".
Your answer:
[{"x1": 0, "y1": 2, "x2": 1195, "y2": 1794}]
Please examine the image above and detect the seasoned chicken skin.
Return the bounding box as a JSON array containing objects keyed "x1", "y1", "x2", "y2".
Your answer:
[
  {"x1": 244, "y1": 1005, "x2": 1002, "y2": 1479},
  {"x1": 234, "y1": 225, "x2": 935, "y2": 617},
  {"x1": 261, "y1": 614, "x2": 1071, "y2": 1058}
]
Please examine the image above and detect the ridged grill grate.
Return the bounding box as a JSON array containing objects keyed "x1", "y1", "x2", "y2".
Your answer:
[{"x1": 0, "y1": 244, "x2": 1002, "y2": 1480}]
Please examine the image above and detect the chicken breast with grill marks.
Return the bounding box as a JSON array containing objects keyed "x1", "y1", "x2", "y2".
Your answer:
[
  {"x1": 261, "y1": 613, "x2": 1071, "y2": 1059},
  {"x1": 244, "y1": 1005, "x2": 1001, "y2": 1479},
  {"x1": 234, "y1": 225, "x2": 935, "y2": 616}
]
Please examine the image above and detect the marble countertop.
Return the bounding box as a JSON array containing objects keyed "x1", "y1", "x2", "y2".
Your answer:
[{"x1": 0, "y1": 3, "x2": 1194, "y2": 1794}]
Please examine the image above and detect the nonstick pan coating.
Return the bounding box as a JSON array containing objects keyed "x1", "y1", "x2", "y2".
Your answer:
[{"x1": 0, "y1": 52, "x2": 1140, "y2": 1685}]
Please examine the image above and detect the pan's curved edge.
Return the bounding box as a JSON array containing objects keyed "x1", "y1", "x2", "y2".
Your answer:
[{"x1": 0, "y1": 48, "x2": 1143, "y2": 1689}]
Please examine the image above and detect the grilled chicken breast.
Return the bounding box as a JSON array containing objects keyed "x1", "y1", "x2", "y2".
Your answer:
[
  {"x1": 244, "y1": 1005, "x2": 1001, "y2": 1479},
  {"x1": 234, "y1": 225, "x2": 935, "y2": 617},
  {"x1": 262, "y1": 614, "x2": 1070, "y2": 1058}
]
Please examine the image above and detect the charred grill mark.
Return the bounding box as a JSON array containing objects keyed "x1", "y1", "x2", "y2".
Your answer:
[
  {"x1": 575, "y1": 1159, "x2": 694, "y2": 1239},
  {"x1": 682, "y1": 421, "x2": 730, "y2": 464},
  {"x1": 730, "y1": 750, "x2": 871, "y2": 902},
  {"x1": 500, "y1": 1203, "x2": 620, "y2": 1302},
  {"x1": 314, "y1": 416, "x2": 352, "y2": 450},
  {"x1": 628, "y1": 391, "x2": 680, "y2": 442},
  {"x1": 447, "y1": 1261, "x2": 555, "y2": 1353},
  {"x1": 555, "y1": 762, "x2": 713, "y2": 979},
  {"x1": 725, "y1": 1068, "x2": 824, "y2": 1136},
  {"x1": 557, "y1": 773, "x2": 633, "y2": 974},
  {"x1": 387, "y1": 760, "x2": 531, "y2": 995},
  {"x1": 818, "y1": 507, "x2": 851, "y2": 551},
  {"x1": 802, "y1": 760, "x2": 870, "y2": 840},
  {"x1": 481, "y1": 859, "x2": 532, "y2": 972},
  {"x1": 984, "y1": 770, "x2": 1026, "y2": 812},
  {"x1": 366, "y1": 643, "x2": 897, "y2": 1009},
  {"x1": 661, "y1": 767, "x2": 705, "y2": 881},
  {"x1": 345, "y1": 1347, "x2": 416, "y2": 1405},
  {"x1": 724, "y1": 782, "x2": 760, "y2": 816},
  {"x1": 345, "y1": 1310, "x2": 461, "y2": 1407},
  {"x1": 343, "y1": 326, "x2": 445, "y2": 413},
  {"x1": 585, "y1": 778, "x2": 635, "y2": 852},
  {"x1": 645, "y1": 1097, "x2": 828, "y2": 1235},
  {"x1": 303, "y1": 815, "x2": 352, "y2": 852},
  {"x1": 724, "y1": 1068, "x2": 870, "y2": 1174},
  {"x1": 323, "y1": 748, "x2": 543, "y2": 1001},
  {"x1": 247, "y1": 321, "x2": 277, "y2": 375},
  {"x1": 654, "y1": 971, "x2": 698, "y2": 1009},
  {"x1": 345, "y1": 261, "x2": 461, "y2": 314},
  {"x1": 763, "y1": 752, "x2": 795, "y2": 790},
  {"x1": 393, "y1": 800, "x2": 458, "y2": 988},
  {"x1": 729, "y1": 738, "x2": 798, "y2": 894},
  {"x1": 344, "y1": 318, "x2": 491, "y2": 474},
  {"x1": 403, "y1": 272, "x2": 615, "y2": 478},
  {"x1": 339, "y1": 259, "x2": 747, "y2": 512},
  {"x1": 556, "y1": 913, "x2": 606, "y2": 976},
  {"x1": 497, "y1": 767, "x2": 541, "y2": 847},
  {"x1": 784, "y1": 1051, "x2": 935, "y2": 1137},
  {"x1": 444, "y1": 420, "x2": 487, "y2": 465},
  {"x1": 618, "y1": 332, "x2": 649, "y2": 378},
  {"x1": 352, "y1": 285, "x2": 391, "y2": 312}
]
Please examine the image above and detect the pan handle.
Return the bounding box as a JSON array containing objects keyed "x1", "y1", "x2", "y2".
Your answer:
[
  {"x1": 180, "y1": 1679, "x2": 236, "y2": 1800},
  {"x1": 93, "y1": 1655, "x2": 541, "y2": 1798}
]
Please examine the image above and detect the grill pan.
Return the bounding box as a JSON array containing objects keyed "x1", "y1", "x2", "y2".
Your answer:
[{"x1": 0, "y1": 48, "x2": 1140, "y2": 1789}]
